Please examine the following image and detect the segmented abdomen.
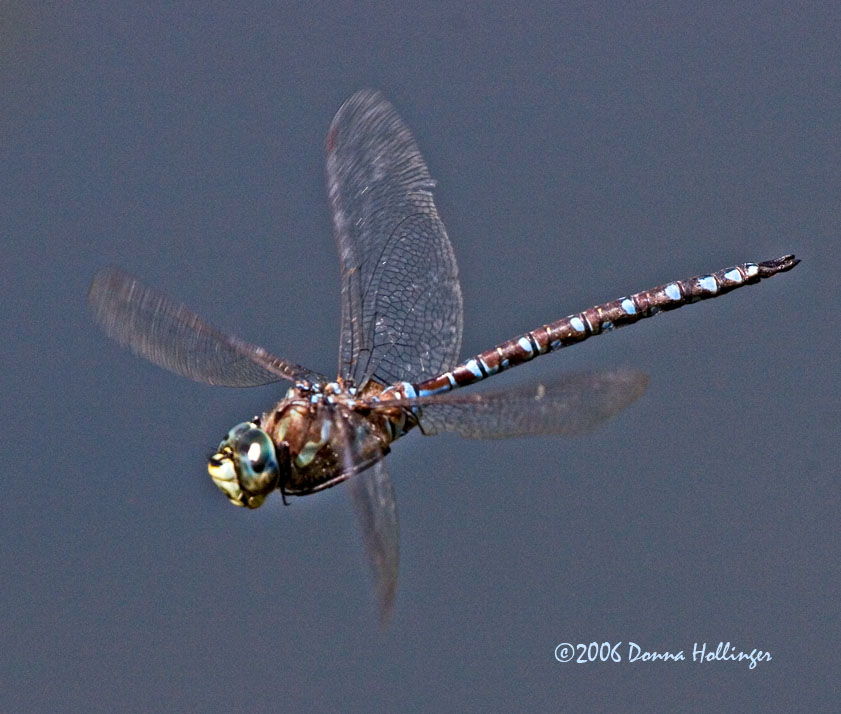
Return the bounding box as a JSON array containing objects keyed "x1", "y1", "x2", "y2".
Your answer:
[{"x1": 411, "y1": 255, "x2": 798, "y2": 397}]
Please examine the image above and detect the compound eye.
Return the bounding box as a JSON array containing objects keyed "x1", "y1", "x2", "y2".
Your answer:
[{"x1": 238, "y1": 428, "x2": 274, "y2": 475}]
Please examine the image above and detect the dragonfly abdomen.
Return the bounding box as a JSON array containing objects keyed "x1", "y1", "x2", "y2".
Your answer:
[{"x1": 412, "y1": 255, "x2": 799, "y2": 397}]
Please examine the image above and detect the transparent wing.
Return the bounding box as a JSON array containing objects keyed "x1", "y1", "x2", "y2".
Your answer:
[
  {"x1": 388, "y1": 370, "x2": 649, "y2": 438},
  {"x1": 347, "y1": 459, "x2": 399, "y2": 628},
  {"x1": 88, "y1": 267, "x2": 327, "y2": 387},
  {"x1": 326, "y1": 90, "x2": 463, "y2": 388}
]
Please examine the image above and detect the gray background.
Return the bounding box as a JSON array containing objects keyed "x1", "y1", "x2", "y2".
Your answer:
[{"x1": 3, "y1": 2, "x2": 838, "y2": 712}]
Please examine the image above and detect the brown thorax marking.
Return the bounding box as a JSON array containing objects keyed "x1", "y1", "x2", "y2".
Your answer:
[{"x1": 258, "y1": 379, "x2": 414, "y2": 495}]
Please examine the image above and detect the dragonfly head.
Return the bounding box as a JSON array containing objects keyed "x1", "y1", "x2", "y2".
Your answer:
[{"x1": 208, "y1": 421, "x2": 282, "y2": 508}]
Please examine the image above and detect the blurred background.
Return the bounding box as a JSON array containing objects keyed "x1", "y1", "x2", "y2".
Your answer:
[{"x1": 2, "y1": 2, "x2": 838, "y2": 712}]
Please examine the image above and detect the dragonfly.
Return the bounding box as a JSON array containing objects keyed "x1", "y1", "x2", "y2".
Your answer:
[{"x1": 88, "y1": 90, "x2": 799, "y2": 624}]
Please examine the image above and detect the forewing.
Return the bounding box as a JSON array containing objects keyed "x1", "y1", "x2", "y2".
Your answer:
[
  {"x1": 392, "y1": 369, "x2": 649, "y2": 438},
  {"x1": 88, "y1": 268, "x2": 326, "y2": 387},
  {"x1": 347, "y1": 459, "x2": 399, "y2": 628},
  {"x1": 326, "y1": 90, "x2": 463, "y2": 388}
]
